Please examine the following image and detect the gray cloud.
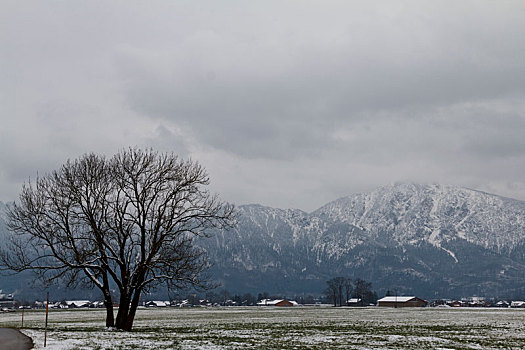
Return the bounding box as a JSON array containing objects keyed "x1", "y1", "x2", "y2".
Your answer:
[
  {"x1": 112, "y1": 1, "x2": 525, "y2": 162},
  {"x1": 1, "y1": 0, "x2": 524, "y2": 210}
]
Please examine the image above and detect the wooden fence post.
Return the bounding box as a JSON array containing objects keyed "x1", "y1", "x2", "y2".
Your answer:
[{"x1": 44, "y1": 292, "x2": 49, "y2": 348}]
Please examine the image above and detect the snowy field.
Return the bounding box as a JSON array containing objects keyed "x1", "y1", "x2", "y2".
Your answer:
[{"x1": 2, "y1": 306, "x2": 525, "y2": 349}]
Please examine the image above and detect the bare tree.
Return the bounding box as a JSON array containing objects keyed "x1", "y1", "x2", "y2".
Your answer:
[
  {"x1": 344, "y1": 278, "x2": 353, "y2": 306},
  {"x1": 352, "y1": 278, "x2": 378, "y2": 306},
  {"x1": 325, "y1": 277, "x2": 346, "y2": 306},
  {"x1": 325, "y1": 279, "x2": 338, "y2": 307},
  {"x1": 0, "y1": 149, "x2": 236, "y2": 330}
]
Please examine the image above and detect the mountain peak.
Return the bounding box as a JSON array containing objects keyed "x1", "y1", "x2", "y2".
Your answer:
[
  {"x1": 3, "y1": 185, "x2": 525, "y2": 298},
  {"x1": 314, "y1": 183, "x2": 525, "y2": 253}
]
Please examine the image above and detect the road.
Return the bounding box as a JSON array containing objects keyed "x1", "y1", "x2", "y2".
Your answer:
[{"x1": 0, "y1": 328, "x2": 33, "y2": 350}]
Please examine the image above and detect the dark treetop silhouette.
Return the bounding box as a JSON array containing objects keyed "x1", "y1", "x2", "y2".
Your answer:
[{"x1": 1, "y1": 148, "x2": 236, "y2": 330}]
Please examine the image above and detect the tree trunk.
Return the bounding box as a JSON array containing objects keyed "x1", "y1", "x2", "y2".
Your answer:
[
  {"x1": 115, "y1": 292, "x2": 130, "y2": 330},
  {"x1": 102, "y1": 274, "x2": 115, "y2": 328},
  {"x1": 104, "y1": 299, "x2": 115, "y2": 328},
  {"x1": 123, "y1": 288, "x2": 142, "y2": 331}
]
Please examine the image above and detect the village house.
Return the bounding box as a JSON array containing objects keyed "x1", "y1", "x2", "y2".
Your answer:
[
  {"x1": 91, "y1": 301, "x2": 105, "y2": 308},
  {"x1": 198, "y1": 299, "x2": 212, "y2": 307},
  {"x1": 174, "y1": 300, "x2": 192, "y2": 307},
  {"x1": 446, "y1": 300, "x2": 464, "y2": 307},
  {"x1": 467, "y1": 300, "x2": 491, "y2": 307},
  {"x1": 0, "y1": 291, "x2": 14, "y2": 310},
  {"x1": 495, "y1": 300, "x2": 510, "y2": 308},
  {"x1": 377, "y1": 296, "x2": 427, "y2": 308},
  {"x1": 64, "y1": 300, "x2": 92, "y2": 308},
  {"x1": 257, "y1": 299, "x2": 297, "y2": 307},
  {"x1": 145, "y1": 300, "x2": 170, "y2": 307},
  {"x1": 33, "y1": 301, "x2": 46, "y2": 309},
  {"x1": 346, "y1": 298, "x2": 362, "y2": 306}
]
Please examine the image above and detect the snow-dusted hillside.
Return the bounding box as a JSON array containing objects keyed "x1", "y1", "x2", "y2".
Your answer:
[
  {"x1": 3, "y1": 184, "x2": 525, "y2": 299},
  {"x1": 315, "y1": 183, "x2": 525, "y2": 256},
  {"x1": 203, "y1": 184, "x2": 525, "y2": 298}
]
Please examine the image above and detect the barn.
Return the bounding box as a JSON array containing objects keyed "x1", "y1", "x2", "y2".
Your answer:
[
  {"x1": 145, "y1": 300, "x2": 170, "y2": 307},
  {"x1": 346, "y1": 298, "x2": 362, "y2": 306},
  {"x1": 65, "y1": 300, "x2": 92, "y2": 308},
  {"x1": 257, "y1": 299, "x2": 297, "y2": 307},
  {"x1": 377, "y1": 296, "x2": 427, "y2": 307}
]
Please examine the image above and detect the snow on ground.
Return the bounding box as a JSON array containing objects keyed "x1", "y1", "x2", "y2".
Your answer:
[{"x1": 2, "y1": 307, "x2": 525, "y2": 349}]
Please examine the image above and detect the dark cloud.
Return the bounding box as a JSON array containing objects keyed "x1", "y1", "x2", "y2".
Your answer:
[{"x1": 112, "y1": 1, "x2": 525, "y2": 163}]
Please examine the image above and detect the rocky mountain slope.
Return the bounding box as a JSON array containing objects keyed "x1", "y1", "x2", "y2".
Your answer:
[
  {"x1": 315, "y1": 183, "x2": 525, "y2": 255},
  {"x1": 202, "y1": 184, "x2": 525, "y2": 298}
]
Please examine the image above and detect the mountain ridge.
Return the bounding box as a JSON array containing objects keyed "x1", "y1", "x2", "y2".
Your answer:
[
  {"x1": 2, "y1": 183, "x2": 525, "y2": 299},
  {"x1": 203, "y1": 183, "x2": 525, "y2": 298}
]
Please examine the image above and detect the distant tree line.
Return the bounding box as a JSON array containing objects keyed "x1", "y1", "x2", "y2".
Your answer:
[{"x1": 325, "y1": 277, "x2": 378, "y2": 306}]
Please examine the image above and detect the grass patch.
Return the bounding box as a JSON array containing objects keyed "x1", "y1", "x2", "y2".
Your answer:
[{"x1": 4, "y1": 307, "x2": 525, "y2": 349}]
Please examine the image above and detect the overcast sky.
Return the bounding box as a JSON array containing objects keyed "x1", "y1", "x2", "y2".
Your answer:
[{"x1": 1, "y1": 1, "x2": 524, "y2": 211}]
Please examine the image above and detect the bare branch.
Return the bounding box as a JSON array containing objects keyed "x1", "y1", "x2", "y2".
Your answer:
[{"x1": 3, "y1": 148, "x2": 236, "y2": 331}]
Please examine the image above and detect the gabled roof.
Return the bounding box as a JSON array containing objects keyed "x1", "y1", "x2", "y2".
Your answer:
[
  {"x1": 146, "y1": 300, "x2": 169, "y2": 307},
  {"x1": 257, "y1": 299, "x2": 297, "y2": 306},
  {"x1": 347, "y1": 298, "x2": 362, "y2": 303},
  {"x1": 65, "y1": 300, "x2": 91, "y2": 307},
  {"x1": 0, "y1": 293, "x2": 14, "y2": 301},
  {"x1": 378, "y1": 296, "x2": 418, "y2": 303}
]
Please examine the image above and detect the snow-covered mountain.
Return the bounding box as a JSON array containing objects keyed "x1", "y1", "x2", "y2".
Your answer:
[
  {"x1": 203, "y1": 184, "x2": 525, "y2": 298},
  {"x1": 315, "y1": 183, "x2": 525, "y2": 256},
  {"x1": 2, "y1": 184, "x2": 525, "y2": 299}
]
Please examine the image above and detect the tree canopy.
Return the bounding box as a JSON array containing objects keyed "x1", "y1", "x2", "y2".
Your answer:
[
  {"x1": 1, "y1": 148, "x2": 236, "y2": 330},
  {"x1": 325, "y1": 277, "x2": 377, "y2": 306},
  {"x1": 325, "y1": 277, "x2": 352, "y2": 307},
  {"x1": 352, "y1": 278, "x2": 378, "y2": 305}
]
